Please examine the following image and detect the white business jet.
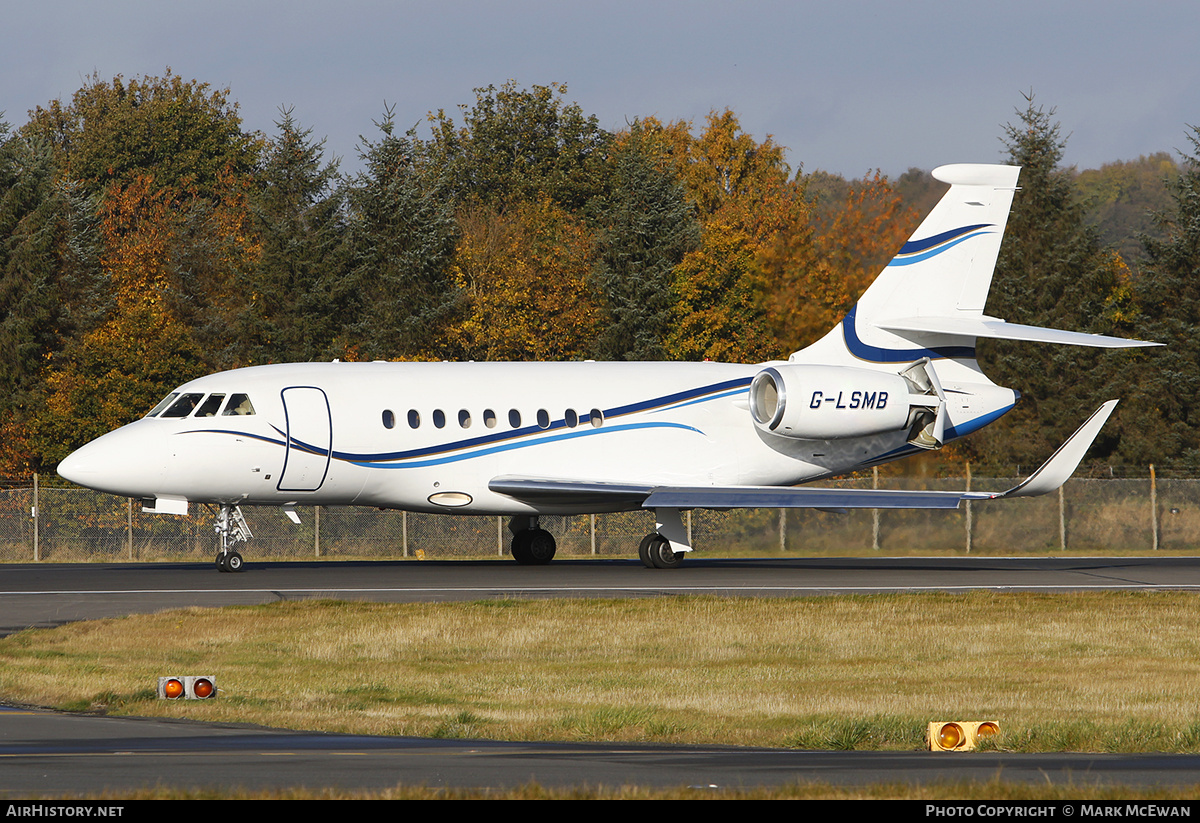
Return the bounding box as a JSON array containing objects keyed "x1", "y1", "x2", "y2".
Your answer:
[{"x1": 57, "y1": 164, "x2": 1157, "y2": 572}]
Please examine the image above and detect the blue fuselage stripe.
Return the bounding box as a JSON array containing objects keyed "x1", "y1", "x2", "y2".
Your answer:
[
  {"x1": 180, "y1": 376, "x2": 750, "y2": 469},
  {"x1": 841, "y1": 306, "x2": 976, "y2": 362}
]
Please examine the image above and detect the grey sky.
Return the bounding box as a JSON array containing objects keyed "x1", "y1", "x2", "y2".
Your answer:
[{"x1": 5, "y1": 1, "x2": 1198, "y2": 178}]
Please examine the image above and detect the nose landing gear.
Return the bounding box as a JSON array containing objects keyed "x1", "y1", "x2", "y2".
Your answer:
[{"x1": 212, "y1": 504, "x2": 252, "y2": 573}]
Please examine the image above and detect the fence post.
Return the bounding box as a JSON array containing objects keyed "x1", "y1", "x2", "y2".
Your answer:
[
  {"x1": 1150, "y1": 464, "x2": 1158, "y2": 551},
  {"x1": 315, "y1": 506, "x2": 320, "y2": 557},
  {"x1": 127, "y1": 497, "x2": 134, "y2": 560},
  {"x1": 872, "y1": 466, "x2": 880, "y2": 551},
  {"x1": 590, "y1": 514, "x2": 596, "y2": 555},
  {"x1": 1058, "y1": 484, "x2": 1066, "y2": 551},
  {"x1": 497, "y1": 516, "x2": 504, "y2": 556},
  {"x1": 965, "y1": 463, "x2": 972, "y2": 554},
  {"x1": 402, "y1": 510, "x2": 408, "y2": 557},
  {"x1": 32, "y1": 472, "x2": 39, "y2": 562},
  {"x1": 779, "y1": 509, "x2": 786, "y2": 552}
]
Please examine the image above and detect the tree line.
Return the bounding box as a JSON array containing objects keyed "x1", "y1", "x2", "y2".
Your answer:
[{"x1": 1, "y1": 74, "x2": 1198, "y2": 477}]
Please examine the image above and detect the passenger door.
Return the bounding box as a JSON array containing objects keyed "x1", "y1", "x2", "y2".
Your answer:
[{"x1": 278, "y1": 386, "x2": 332, "y2": 492}]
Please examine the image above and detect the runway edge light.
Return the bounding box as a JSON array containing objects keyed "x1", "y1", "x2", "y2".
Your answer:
[
  {"x1": 927, "y1": 721, "x2": 999, "y2": 751},
  {"x1": 158, "y1": 675, "x2": 217, "y2": 699}
]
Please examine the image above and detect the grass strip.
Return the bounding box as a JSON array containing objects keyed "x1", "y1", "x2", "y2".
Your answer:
[{"x1": 3, "y1": 591, "x2": 1200, "y2": 752}]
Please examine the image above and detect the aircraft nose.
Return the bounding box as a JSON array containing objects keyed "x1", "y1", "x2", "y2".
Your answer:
[
  {"x1": 57, "y1": 435, "x2": 127, "y2": 488},
  {"x1": 56, "y1": 444, "x2": 95, "y2": 486},
  {"x1": 56, "y1": 422, "x2": 167, "y2": 496}
]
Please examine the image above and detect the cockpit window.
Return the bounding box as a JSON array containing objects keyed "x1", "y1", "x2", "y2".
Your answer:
[
  {"x1": 160, "y1": 393, "x2": 204, "y2": 418},
  {"x1": 146, "y1": 393, "x2": 180, "y2": 418},
  {"x1": 194, "y1": 394, "x2": 226, "y2": 418},
  {"x1": 221, "y1": 394, "x2": 255, "y2": 416}
]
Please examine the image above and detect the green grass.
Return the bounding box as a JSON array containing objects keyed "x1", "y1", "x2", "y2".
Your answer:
[{"x1": 5, "y1": 591, "x2": 1200, "y2": 756}]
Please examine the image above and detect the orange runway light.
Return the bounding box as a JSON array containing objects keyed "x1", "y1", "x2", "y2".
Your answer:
[
  {"x1": 927, "y1": 721, "x2": 999, "y2": 751},
  {"x1": 158, "y1": 675, "x2": 217, "y2": 699}
]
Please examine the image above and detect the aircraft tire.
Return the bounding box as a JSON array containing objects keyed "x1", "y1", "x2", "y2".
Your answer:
[
  {"x1": 510, "y1": 530, "x2": 531, "y2": 564},
  {"x1": 527, "y1": 528, "x2": 556, "y2": 564},
  {"x1": 647, "y1": 535, "x2": 683, "y2": 570},
  {"x1": 512, "y1": 529, "x2": 556, "y2": 565},
  {"x1": 215, "y1": 554, "x2": 228, "y2": 572},
  {"x1": 637, "y1": 533, "x2": 657, "y2": 569},
  {"x1": 226, "y1": 551, "x2": 244, "y2": 572}
]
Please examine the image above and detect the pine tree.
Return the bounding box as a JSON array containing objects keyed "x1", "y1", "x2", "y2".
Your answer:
[
  {"x1": 967, "y1": 95, "x2": 1139, "y2": 471},
  {"x1": 345, "y1": 112, "x2": 460, "y2": 359},
  {"x1": 0, "y1": 122, "x2": 100, "y2": 473},
  {"x1": 1119, "y1": 126, "x2": 1200, "y2": 468},
  {"x1": 238, "y1": 109, "x2": 348, "y2": 363},
  {"x1": 587, "y1": 129, "x2": 699, "y2": 361}
]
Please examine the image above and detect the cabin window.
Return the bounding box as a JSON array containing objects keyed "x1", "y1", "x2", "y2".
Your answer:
[
  {"x1": 407, "y1": 409, "x2": 420, "y2": 428},
  {"x1": 508, "y1": 409, "x2": 521, "y2": 428},
  {"x1": 146, "y1": 393, "x2": 179, "y2": 418},
  {"x1": 221, "y1": 394, "x2": 255, "y2": 416},
  {"x1": 382, "y1": 409, "x2": 395, "y2": 429},
  {"x1": 564, "y1": 409, "x2": 578, "y2": 428},
  {"x1": 161, "y1": 393, "x2": 204, "y2": 418},
  {"x1": 458, "y1": 410, "x2": 471, "y2": 428},
  {"x1": 194, "y1": 394, "x2": 226, "y2": 418},
  {"x1": 483, "y1": 409, "x2": 497, "y2": 428},
  {"x1": 433, "y1": 409, "x2": 446, "y2": 428},
  {"x1": 536, "y1": 409, "x2": 550, "y2": 429},
  {"x1": 589, "y1": 408, "x2": 604, "y2": 428}
]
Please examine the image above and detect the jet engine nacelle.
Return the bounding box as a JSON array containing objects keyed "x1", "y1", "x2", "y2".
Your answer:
[{"x1": 748, "y1": 365, "x2": 912, "y2": 440}]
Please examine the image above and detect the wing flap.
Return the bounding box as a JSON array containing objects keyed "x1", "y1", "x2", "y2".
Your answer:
[
  {"x1": 643, "y1": 486, "x2": 967, "y2": 509},
  {"x1": 488, "y1": 476, "x2": 653, "y2": 508}
]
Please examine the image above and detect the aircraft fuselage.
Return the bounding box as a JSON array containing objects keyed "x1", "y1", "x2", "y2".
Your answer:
[{"x1": 57, "y1": 359, "x2": 1017, "y2": 516}]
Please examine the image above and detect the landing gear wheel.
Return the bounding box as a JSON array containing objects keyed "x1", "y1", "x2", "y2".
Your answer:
[
  {"x1": 638, "y1": 533, "x2": 657, "y2": 569},
  {"x1": 511, "y1": 528, "x2": 556, "y2": 565},
  {"x1": 216, "y1": 551, "x2": 244, "y2": 573},
  {"x1": 212, "y1": 504, "x2": 252, "y2": 574},
  {"x1": 641, "y1": 533, "x2": 683, "y2": 569}
]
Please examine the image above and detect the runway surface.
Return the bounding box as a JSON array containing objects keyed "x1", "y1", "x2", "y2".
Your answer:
[
  {"x1": 5, "y1": 555, "x2": 1200, "y2": 634},
  {"x1": 4, "y1": 556, "x2": 1200, "y2": 794}
]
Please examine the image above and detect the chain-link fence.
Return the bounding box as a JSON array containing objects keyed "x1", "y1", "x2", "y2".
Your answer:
[{"x1": 0, "y1": 476, "x2": 1193, "y2": 562}]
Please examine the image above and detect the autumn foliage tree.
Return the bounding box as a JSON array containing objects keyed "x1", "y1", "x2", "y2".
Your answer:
[
  {"x1": 653, "y1": 110, "x2": 805, "y2": 362},
  {"x1": 444, "y1": 197, "x2": 600, "y2": 361},
  {"x1": 34, "y1": 177, "x2": 212, "y2": 465},
  {"x1": 767, "y1": 170, "x2": 918, "y2": 351}
]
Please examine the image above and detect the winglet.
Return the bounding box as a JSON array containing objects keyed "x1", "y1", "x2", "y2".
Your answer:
[{"x1": 984, "y1": 400, "x2": 1119, "y2": 500}]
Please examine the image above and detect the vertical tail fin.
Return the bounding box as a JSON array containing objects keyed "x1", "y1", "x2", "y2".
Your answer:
[
  {"x1": 857, "y1": 164, "x2": 1020, "y2": 325},
  {"x1": 793, "y1": 163, "x2": 1155, "y2": 368}
]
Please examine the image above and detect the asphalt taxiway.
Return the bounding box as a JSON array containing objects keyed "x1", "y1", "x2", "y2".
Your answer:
[{"x1": 5, "y1": 555, "x2": 1200, "y2": 634}]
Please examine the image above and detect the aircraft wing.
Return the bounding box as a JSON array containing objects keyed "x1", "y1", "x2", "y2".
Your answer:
[{"x1": 489, "y1": 401, "x2": 1118, "y2": 511}]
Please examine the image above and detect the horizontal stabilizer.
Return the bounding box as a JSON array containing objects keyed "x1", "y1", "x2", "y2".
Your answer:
[{"x1": 880, "y1": 316, "x2": 1160, "y2": 349}]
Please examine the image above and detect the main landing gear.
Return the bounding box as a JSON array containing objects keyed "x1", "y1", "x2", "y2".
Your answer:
[
  {"x1": 508, "y1": 515, "x2": 557, "y2": 565},
  {"x1": 212, "y1": 503, "x2": 252, "y2": 573},
  {"x1": 506, "y1": 514, "x2": 687, "y2": 569},
  {"x1": 638, "y1": 532, "x2": 684, "y2": 569}
]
